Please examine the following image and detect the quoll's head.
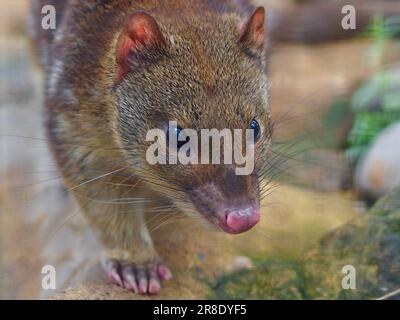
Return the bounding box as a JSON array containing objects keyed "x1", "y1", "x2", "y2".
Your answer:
[{"x1": 114, "y1": 7, "x2": 271, "y2": 234}]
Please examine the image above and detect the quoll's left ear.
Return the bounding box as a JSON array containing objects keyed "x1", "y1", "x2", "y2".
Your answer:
[{"x1": 239, "y1": 7, "x2": 266, "y2": 54}]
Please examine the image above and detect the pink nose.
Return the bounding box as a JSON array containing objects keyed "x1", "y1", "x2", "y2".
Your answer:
[{"x1": 219, "y1": 206, "x2": 260, "y2": 234}]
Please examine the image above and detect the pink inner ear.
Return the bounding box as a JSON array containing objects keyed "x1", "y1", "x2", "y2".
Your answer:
[
  {"x1": 240, "y1": 7, "x2": 265, "y2": 51},
  {"x1": 116, "y1": 35, "x2": 136, "y2": 83},
  {"x1": 115, "y1": 23, "x2": 149, "y2": 84},
  {"x1": 252, "y1": 7, "x2": 265, "y2": 30},
  {"x1": 115, "y1": 12, "x2": 165, "y2": 84},
  {"x1": 129, "y1": 25, "x2": 147, "y2": 43},
  {"x1": 253, "y1": 10, "x2": 265, "y2": 37}
]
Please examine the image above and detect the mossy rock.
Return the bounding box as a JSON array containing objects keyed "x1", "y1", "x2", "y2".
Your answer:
[
  {"x1": 373, "y1": 189, "x2": 400, "y2": 217},
  {"x1": 302, "y1": 187, "x2": 400, "y2": 299},
  {"x1": 210, "y1": 261, "x2": 304, "y2": 300},
  {"x1": 210, "y1": 187, "x2": 400, "y2": 300}
]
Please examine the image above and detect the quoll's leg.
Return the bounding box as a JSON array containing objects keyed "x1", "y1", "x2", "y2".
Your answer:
[
  {"x1": 73, "y1": 187, "x2": 173, "y2": 295},
  {"x1": 97, "y1": 210, "x2": 173, "y2": 295}
]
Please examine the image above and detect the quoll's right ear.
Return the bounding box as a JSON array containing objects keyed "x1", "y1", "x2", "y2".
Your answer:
[
  {"x1": 115, "y1": 12, "x2": 166, "y2": 84},
  {"x1": 239, "y1": 7, "x2": 266, "y2": 56}
]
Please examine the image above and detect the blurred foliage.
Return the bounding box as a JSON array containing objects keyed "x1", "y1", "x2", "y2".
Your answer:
[
  {"x1": 366, "y1": 15, "x2": 400, "y2": 40},
  {"x1": 351, "y1": 70, "x2": 400, "y2": 113},
  {"x1": 323, "y1": 15, "x2": 400, "y2": 160},
  {"x1": 365, "y1": 15, "x2": 400, "y2": 64},
  {"x1": 346, "y1": 110, "x2": 400, "y2": 164},
  {"x1": 322, "y1": 98, "x2": 352, "y2": 149},
  {"x1": 344, "y1": 15, "x2": 400, "y2": 164}
]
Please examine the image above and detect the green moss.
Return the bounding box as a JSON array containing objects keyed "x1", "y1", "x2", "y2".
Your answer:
[
  {"x1": 210, "y1": 260, "x2": 304, "y2": 300},
  {"x1": 346, "y1": 111, "x2": 400, "y2": 163},
  {"x1": 209, "y1": 187, "x2": 400, "y2": 300}
]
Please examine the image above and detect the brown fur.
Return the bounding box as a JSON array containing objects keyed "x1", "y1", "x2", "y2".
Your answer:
[{"x1": 31, "y1": 0, "x2": 271, "y2": 283}]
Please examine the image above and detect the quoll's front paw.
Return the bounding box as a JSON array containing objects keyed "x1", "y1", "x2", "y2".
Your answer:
[{"x1": 103, "y1": 259, "x2": 172, "y2": 295}]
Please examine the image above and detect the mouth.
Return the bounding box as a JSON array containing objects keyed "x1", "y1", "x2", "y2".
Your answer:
[{"x1": 185, "y1": 183, "x2": 261, "y2": 234}]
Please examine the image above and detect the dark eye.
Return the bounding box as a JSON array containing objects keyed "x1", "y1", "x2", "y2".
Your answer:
[
  {"x1": 250, "y1": 118, "x2": 261, "y2": 141},
  {"x1": 168, "y1": 125, "x2": 189, "y2": 149}
]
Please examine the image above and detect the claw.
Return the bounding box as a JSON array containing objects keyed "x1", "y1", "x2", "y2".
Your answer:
[
  {"x1": 104, "y1": 259, "x2": 123, "y2": 287},
  {"x1": 148, "y1": 267, "x2": 161, "y2": 295},
  {"x1": 136, "y1": 268, "x2": 148, "y2": 294},
  {"x1": 157, "y1": 264, "x2": 173, "y2": 281},
  {"x1": 122, "y1": 265, "x2": 138, "y2": 293}
]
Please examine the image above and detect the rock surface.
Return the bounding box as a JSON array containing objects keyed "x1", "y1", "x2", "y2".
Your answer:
[
  {"x1": 355, "y1": 122, "x2": 400, "y2": 199},
  {"x1": 47, "y1": 186, "x2": 357, "y2": 300},
  {"x1": 49, "y1": 187, "x2": 400, "y2": 300},
  {"x1": 211, "y1": 187, "x2": 400, "y2": 300},
  {"x1": 2, "y1": 0, "x2": 400, "y2": 300},
  {"x1": 301, "y1": 187, "x2": 400, "y2": 299}
]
